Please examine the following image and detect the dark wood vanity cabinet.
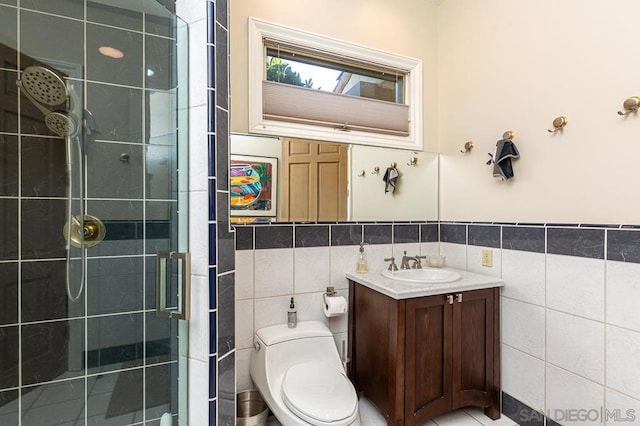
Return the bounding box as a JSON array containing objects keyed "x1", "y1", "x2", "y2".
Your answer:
[{"x1": 347, "y1": 281, "x2": 501, "y2": 425}]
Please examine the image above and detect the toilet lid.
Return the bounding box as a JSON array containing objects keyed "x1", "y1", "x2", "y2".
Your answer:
[{"x1": 281, "y1": 361, "x2": 357, "y2": 425}]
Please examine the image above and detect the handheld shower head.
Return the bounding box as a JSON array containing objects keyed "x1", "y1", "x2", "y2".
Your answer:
[
  {"x1": 19, "y1": 66, "x2": 68, "y2": 106},
  {"x1": 17, "y1": 66, "x2": 77, "y2": 137}
]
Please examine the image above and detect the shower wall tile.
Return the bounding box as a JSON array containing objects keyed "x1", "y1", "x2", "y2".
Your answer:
[
  {"x1": 87, "y1": 1, "x2": 143, "y2": 32},
  {"x1": 86, "y1": 369, "x2": 142, "y2": 424},
  {"x1": 146, "y1": 313, "x2": 177, "y2": 365},
  {"x1": 20, "y1": 136, "x2": 66, "y2": 197},
  {"x1": 87, "y1": 313, "x2": 143, "y2": 374},
  {"x1": 0, "y1": 326, "x2": 17, "y2": 389},
  {"x1": 145, "y1": 10, "x2": 174, "y2": 38},
  {"x1": 19, "y1": 11, "x2": 84, "y2": 79},
  {"x1": 20, "y1": 0, "x2": 83, "y2": 20},
  {"x1": 214, "y1": 108, "x2": 228, "y2": 187},
  {"x1": 0, "y1": 389, "x2": 18, "y2": 426},
  {"x1": 0, "y1": 7, "x2": 16, "y2": 69},
  {"x1": 21, "y1": 320, "x2": 84, "y2": 385},
  {"x1": 0, "y1": 198, "x2": 17, "y2": 260},
  {"x1": 146, "y1": 35, "x2": 176, "y2": 90},
  {"x1": 87, "y1": 142, "x2": 144, "y2": 198},
  {"x1": 21, "y1": 260, "x2": 75, "y2": 321},
  {"x1": 86, "y1": 257, "x2": 143, "y2": 316},
  {"x1": 87, "y1": 24, "x2": 143, "y2": 87},
  {"x1": 21, "y1": 199, "x2": 66, "y2": 259},
  {"x1": 0, "y1": 263, "x2": 17, "y2": 325},
  {"x1": 21, "y1": 378, "x2": 85, "y2": 425},
  {"x1": 606, "y1": 260, "x2": 640, "y2": 332},
  {"x1": 87, "y1": 83, "x2": 143, "y2": 143},
  {"x1": 0, "y1": 1, "x2": 16, "y2": 7},
  {"x1": 145, "y1": 363, "x2": 176, "y2": 420},
  {"x1": 0, "y1": 73, "x2": 18, "y2": 132}
]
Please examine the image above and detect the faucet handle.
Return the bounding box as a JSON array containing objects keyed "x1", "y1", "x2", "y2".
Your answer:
[
  {"x1": 412, "y1": 255, "x2": 427, "y2": 269},
  {"x1": 384, "y1": 257, "x2": 398, "y2": 271}
]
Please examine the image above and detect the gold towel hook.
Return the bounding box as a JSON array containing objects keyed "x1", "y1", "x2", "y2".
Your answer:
[
  {"x1": 407, "y1": 157, "x2": 418, "y2": 166},
  {"x1": 617, "y1": 96, "x2": 640, "y2": 116},
  {"x1": 503, "y1": 130, "x2": 515, "y2": 140},
  {"x1": 357, "y1": 170, "x2": 366, "y2": 177},
  {"x1": 547, "y1": 116, "x2": 568, "y2": 133},
  {"x1": 460, "y1": 141, "x2": 474, "y2": 155},
  {"x1": 371, "y1": 166, "x2": 380, "y2": 175}
]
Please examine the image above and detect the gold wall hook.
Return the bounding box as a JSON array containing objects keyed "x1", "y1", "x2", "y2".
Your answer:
[
  {"x1": 617, "y1": 96, "x2": 640, "y2": 116},
  {"x1": 503, "y1": 130, "x2": 515, "y2": 140},
  {"x1": 407, "y1": 157, "x2": 418, "y2": 166},
  {"x1": 371, "y1": 166, "x2": 380, "y2": 175},
  {"x1": 357, "y1": 170, "x2": 366, "y2": 177},
  {"x1": 390, "y1": 162, "x2": 397, "y2": 168},
  {"x1": 460, "y1": 141, "x2": 474, "y2": 154},
  {"x1": 547, "y1": 116, "x2": 568, "y2": 133}
]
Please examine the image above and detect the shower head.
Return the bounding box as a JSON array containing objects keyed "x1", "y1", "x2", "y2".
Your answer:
[
  {"x1": 17, "y1": 66, "x2": 78, "y2": 137},
  {"x1": 45, "y1": 112, "x2": 78, "y2": 137},
  {"x1": 19, "y1": 66, "x2": 68, "y2": 106}
]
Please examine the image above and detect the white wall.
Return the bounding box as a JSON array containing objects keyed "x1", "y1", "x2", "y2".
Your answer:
[
  {"x1": 230, "y1": 0, "x2": 440, "y2": 152},
  {"x1": 438, "y1": 0, "x2": 640, "y2": 223},
  {"x1": 350, "y1": 147, "x2": 438, "y2": 221}
]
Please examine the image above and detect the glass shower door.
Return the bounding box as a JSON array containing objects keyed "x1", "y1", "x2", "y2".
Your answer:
[{"x1": 0, "y1": 1, "x2": 189, "y2": 425}]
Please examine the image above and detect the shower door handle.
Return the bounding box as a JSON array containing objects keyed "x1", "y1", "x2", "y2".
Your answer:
[{"x1": 156, "y1": 251, "x2": 191, "y2": 320}]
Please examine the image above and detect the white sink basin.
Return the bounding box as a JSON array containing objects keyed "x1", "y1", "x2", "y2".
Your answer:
[{"x1": 381, "y1": 268, "x2": 462, "y2": 284}]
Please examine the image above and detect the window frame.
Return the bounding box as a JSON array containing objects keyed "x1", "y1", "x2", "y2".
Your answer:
[{"x1": 248, "y1": 17, "x2": 424, "y2": 151}]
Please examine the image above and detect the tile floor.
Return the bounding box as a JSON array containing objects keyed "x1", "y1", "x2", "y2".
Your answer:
[{"x1": 265, "y1": 397, "x2": 520, "y2": 426}]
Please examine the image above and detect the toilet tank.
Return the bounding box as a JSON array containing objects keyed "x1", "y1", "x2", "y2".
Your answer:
[{"x1": 250, "y1": 321, "x2": 343, "y2": 388}]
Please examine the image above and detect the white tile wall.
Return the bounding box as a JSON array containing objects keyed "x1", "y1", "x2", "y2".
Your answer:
[
  {"x1": 236, "y1": 235, "x2": 640, "y2": 426},
  {"x1": 468, "y1": 245, "x2": 502, "y2": 277},
  {"x1": 546, "y1": 309, "x2": 604, "y2": 384},
  {"x1": 606, "y1": 325, "x2": 640, "y2": 401},
  {"x1": 546, "y1": 364, "x2": 604, "y2": 425},
  {"x1": 501, "y1": 297, "x2": 545, "y2": 359},
  {"x1": 546, "y1": 254, "x2": 605, "y2": 321},
  {"x1": 294, "y1": 247, "x2": 330, "y2": 294},
  {"x1": 606, "y1": 260, "x2": 640, "y2": 332},
  {"x1": 254, "y1": 248, "x2": 294, "y2": 298},
  {"x1": 605, "y1": 388, "x2": 640, "y2": 425},
  {"x1": 501, "y1": 250, "x2": 545, "y2": 306},
  {"x1": 501, "y1": 344, "x2": 545, "y2": 412}
]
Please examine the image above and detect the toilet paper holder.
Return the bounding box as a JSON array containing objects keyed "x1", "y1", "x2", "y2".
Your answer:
[{"x1": 323, "y1": 286, "x2": 337, "y2": 307}]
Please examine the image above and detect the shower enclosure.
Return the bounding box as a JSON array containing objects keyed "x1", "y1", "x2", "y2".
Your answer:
[{"x1": 0, "y1": 1, "x2": 189, "y2": 425}]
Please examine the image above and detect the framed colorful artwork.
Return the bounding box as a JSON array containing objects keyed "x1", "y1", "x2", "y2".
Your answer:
[{"x1": 229, "y1": 155, "x2": 278, "y2": 217}]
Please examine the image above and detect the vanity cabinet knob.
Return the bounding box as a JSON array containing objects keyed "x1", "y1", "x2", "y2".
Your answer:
[
  {"x1": 456, "y1": 293, "x2": 463, "y2": 303},
  {"x1": 447, "y1": 295, "x2": 454, "y2": 305}
]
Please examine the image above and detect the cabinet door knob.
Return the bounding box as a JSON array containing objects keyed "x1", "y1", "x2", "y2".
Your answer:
[
  {"x1": 447, "y1": 295, "x2": 454, "y2": 305},
  {"x1": 456, "y1": 293, "x2": 463, "y2": 303}
]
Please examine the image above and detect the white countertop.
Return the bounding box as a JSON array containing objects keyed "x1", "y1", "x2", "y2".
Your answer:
[{"x1": 346, "y1": 267, "x2": 504, "y2": 300}]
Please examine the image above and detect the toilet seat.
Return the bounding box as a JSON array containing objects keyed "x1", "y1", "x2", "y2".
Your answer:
[{"x1": 282, "y1": 361, "x2": 358, "y2": 426}]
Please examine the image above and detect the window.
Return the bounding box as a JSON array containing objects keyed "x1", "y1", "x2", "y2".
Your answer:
[{"x1": 249, "y1": 18, "x2": 423, "y2": 150}]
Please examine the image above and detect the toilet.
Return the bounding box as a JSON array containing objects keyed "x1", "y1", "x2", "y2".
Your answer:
[{"x1": 250, "y1": 321, "x2": 361, "y2": 426}]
